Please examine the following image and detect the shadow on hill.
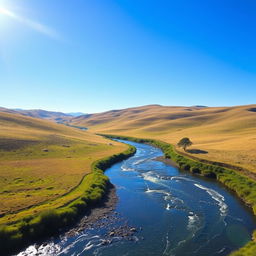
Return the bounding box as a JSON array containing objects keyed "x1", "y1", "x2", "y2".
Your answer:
[
  {"x1": 248, "y1": 108, "x2": 256, "y2": 112},
  {"x1": 0, "y1": 138, "x2": 38, "y2": 151},
  {"x1": 187, "y1": 149, "x2": 208, "y2": 154}
]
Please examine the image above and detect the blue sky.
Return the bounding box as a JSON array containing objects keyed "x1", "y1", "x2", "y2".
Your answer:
[{"x1": 0, "y1": 0, "x2": 255, "y2": 113}]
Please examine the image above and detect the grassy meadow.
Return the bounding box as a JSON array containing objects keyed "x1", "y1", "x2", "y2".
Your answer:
[{"x1": 0, "y1": 111, "x2": 127, "y2": 225}]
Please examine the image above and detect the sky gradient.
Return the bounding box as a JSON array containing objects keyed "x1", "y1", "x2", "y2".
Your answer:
[{"x1": 0, "y1": 0, "x2": 256, "y2": 113}]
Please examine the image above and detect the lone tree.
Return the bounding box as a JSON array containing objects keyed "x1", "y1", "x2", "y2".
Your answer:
[{"x1": 177, "y1": 137, "x2": 193, "y2": 151}]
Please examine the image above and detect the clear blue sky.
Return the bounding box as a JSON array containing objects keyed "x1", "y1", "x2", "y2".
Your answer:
[{"x1": 0, "y1": 0, "x2": 255, "y2": 113}]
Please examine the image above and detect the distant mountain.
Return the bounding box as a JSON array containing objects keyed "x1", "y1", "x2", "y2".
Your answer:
[
  {"x1": 0, "y1": 107, "x2": 70, "y2": 122},
  {"x1": 10, "y1": 109, "x2": 73, "y2": 122},
  {"x1": 191, "y1": 105, "x2": 208, "y2": 108},
  {"x1": 66, "y1": 112, "x2": 86, "y2": 117},
  {"x1": 0, "y1": 108, "x2": 86, "y2": 122},
  {"x1": 0, "y1": 107, "x2": 19, "y2": 114}
]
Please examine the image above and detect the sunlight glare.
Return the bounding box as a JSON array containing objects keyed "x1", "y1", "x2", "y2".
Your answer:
[
  {"x1": 0, "y1": 7, "x2": 16, "y2": 18},
  {"x1": 0, "y1": 2, "x2": 60, "y2": 40}
]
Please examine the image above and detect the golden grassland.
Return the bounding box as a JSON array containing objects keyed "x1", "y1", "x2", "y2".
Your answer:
[
  {"x1": 0, "y1": 111, "x2": 127, "y2": 225},
  {"x1": 71, "y1": 104, "x2": 256, "y2": 174},
  {"x1": 1, "y1": 104, "x2": 256, "y2": 255}
]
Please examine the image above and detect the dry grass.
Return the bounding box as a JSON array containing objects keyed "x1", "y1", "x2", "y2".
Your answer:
[
  {"x1": 0, "y1": 111, "x2": 127, "y2": 224},
  {"x1": 71, "y1": 104, "x2": 256, "y2": 173},
  {"x1": 2, "y1": 104, "x2": 256, "y2": 224}
]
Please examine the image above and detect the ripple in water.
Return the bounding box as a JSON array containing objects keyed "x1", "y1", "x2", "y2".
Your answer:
[{"x1": 194, "y1": 183, "x2": 228, "y2": 217}]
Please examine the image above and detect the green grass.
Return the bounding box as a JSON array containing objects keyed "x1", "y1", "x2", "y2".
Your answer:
[
  {"x1": 0, "y1": 110, "x2": 130, "y2": 219},
  {"x1": 230, "y1": 231, "x2": 256, "y2": 256},
  {"x1": 0, "y1": 143, "x2": 136, "y2": 255},
  {"x1": 0, "y1": 136, "x2": 127, "y2": 219},
  {"x1": 102, "y1": 134, "x2": 256, "y2": 256}
]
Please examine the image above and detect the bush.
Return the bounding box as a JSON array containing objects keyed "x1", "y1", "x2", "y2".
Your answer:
[{"x1": 191, "y1": 167, "x2": 201, "y2": 174}]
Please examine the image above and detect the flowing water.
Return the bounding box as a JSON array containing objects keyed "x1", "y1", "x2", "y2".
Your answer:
[{"x1": 17, "y1": 140, "x2": 256, "y2": 256}]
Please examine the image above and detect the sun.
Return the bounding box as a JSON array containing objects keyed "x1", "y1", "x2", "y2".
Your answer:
[
  {"x1": 0, "y1": 7, "x2": 15, "y2": 17},
  {"x1": 0, "y1": 0, "x2": 14, "y2": 27},
  {"x1": 0, "y1": 0, "x2": 18, "y2": 20},
  {"x1": 0, "y1": 3, "x2": 20, "y2": 39},
  {"x1": 0, "y1": 0, "x2": 10, "y2": 13},
  {"x1": 0, "y1": 1, "x2": 59, "y2": 39}
]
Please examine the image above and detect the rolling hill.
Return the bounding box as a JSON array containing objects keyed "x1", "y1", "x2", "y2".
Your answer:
[
  {"x1": 0, "y1": 110, "x2": 127, "y2": 224},
  {"x1": 0, "y1": 107, "x2": 77, "y2": 122},
  {"x1": 70, "y1": 104, "x2": 256, "y2": 173},
  {"x1": 1, "y1": 103, "x2": 256, "y2": 223},
  {"x1": 11, "y1": 108, "x2": 74, "y2": 122}
]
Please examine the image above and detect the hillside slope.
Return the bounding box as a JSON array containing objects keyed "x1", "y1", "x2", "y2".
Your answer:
[
  {"x1": 0, "y1": 110, "x2": 127, "y2": 223},
  {"x1": 70, "y1": 104, "x2": 256, "y2": 172},
  {"x1": 11, "y1": 108, "x2": 74, "y2": 122}
]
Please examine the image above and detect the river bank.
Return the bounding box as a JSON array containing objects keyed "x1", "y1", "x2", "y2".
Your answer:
[
  {"x1": 63, "y1": 184, "x2": 139, "y2": 241},
  {"x1": 65, "y1": 184, "x2": 118, "y2": 237},
  {"x1": 102, "y1": 134, "x2": 256, "y2": 255},
  {"x1": 0, "y1": 143, "x2": 136, "y2": 255},
  {"x1": 154, "y1": 155, "x2": 179, "y2": 168}
]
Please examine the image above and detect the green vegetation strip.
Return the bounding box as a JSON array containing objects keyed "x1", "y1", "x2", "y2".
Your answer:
[
  {"x1": 0, "y1": 143, "x2": 136, "y2": 255},
  {"x1": 103, "y1": 134, "x2": 256, "y2": 256}
]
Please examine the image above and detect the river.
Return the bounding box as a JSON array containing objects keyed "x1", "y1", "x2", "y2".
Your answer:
[{"x1": 17, "y1": 140, "x2": 256, "y2": 256}]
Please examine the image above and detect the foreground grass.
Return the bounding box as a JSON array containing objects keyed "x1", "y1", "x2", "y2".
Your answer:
[
  {"x1": 0, "y1": 140, "x2": 136, "y2": 254},
  {"x1": 103, "y1": 134, "x2": 256, "y2": 256},
  {"x1": 0, "y1": 138, "x2": 126, "y2": 221},
  {"x1": 0, "y1": 111, "x2": 137, "y2": 254},
  {"x1": 0, "y1": 111, "x2": 128, "y2": 222}
]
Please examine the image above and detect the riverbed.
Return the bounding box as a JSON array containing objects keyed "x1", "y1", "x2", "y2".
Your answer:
[{"x1": 17, "y1": 140, "x2": 256, "y2": 256}]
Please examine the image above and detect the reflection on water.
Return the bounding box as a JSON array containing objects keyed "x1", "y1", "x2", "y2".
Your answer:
[{"x1": 17, "y1": 140, "x2": 256, "y2": 256}]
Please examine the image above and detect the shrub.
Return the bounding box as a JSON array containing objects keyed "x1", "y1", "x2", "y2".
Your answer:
[{"x1": 191, "y1": 167, "x2": 201, "y2": 174}]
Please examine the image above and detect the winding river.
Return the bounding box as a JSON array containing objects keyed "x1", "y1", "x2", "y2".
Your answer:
[{"x1": 17, "y1": 140, "x2": 256, "y2": 256}]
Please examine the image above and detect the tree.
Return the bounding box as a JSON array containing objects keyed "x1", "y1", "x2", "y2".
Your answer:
[{"x1": 177, "y1": 137, "x2": 193, "y2": 151}]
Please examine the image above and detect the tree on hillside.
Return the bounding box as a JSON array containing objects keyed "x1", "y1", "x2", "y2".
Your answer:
[{"x1": 177, "y1": 137, "x2": 193, "y2": 151}]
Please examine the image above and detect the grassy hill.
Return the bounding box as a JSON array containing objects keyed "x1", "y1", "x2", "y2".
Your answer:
[
  {"x1": 70, "y1": 104, "x2": 256, "y2": 173},
  {"x1": 1, "y1": 105, "x2": 256, "y2": 255},
  {"x1": 0, "y1": 110, "x2": 127, "y2": 224},
  {"x1": 10, "y1": 108, "x2": 74, "y2": 122}
]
